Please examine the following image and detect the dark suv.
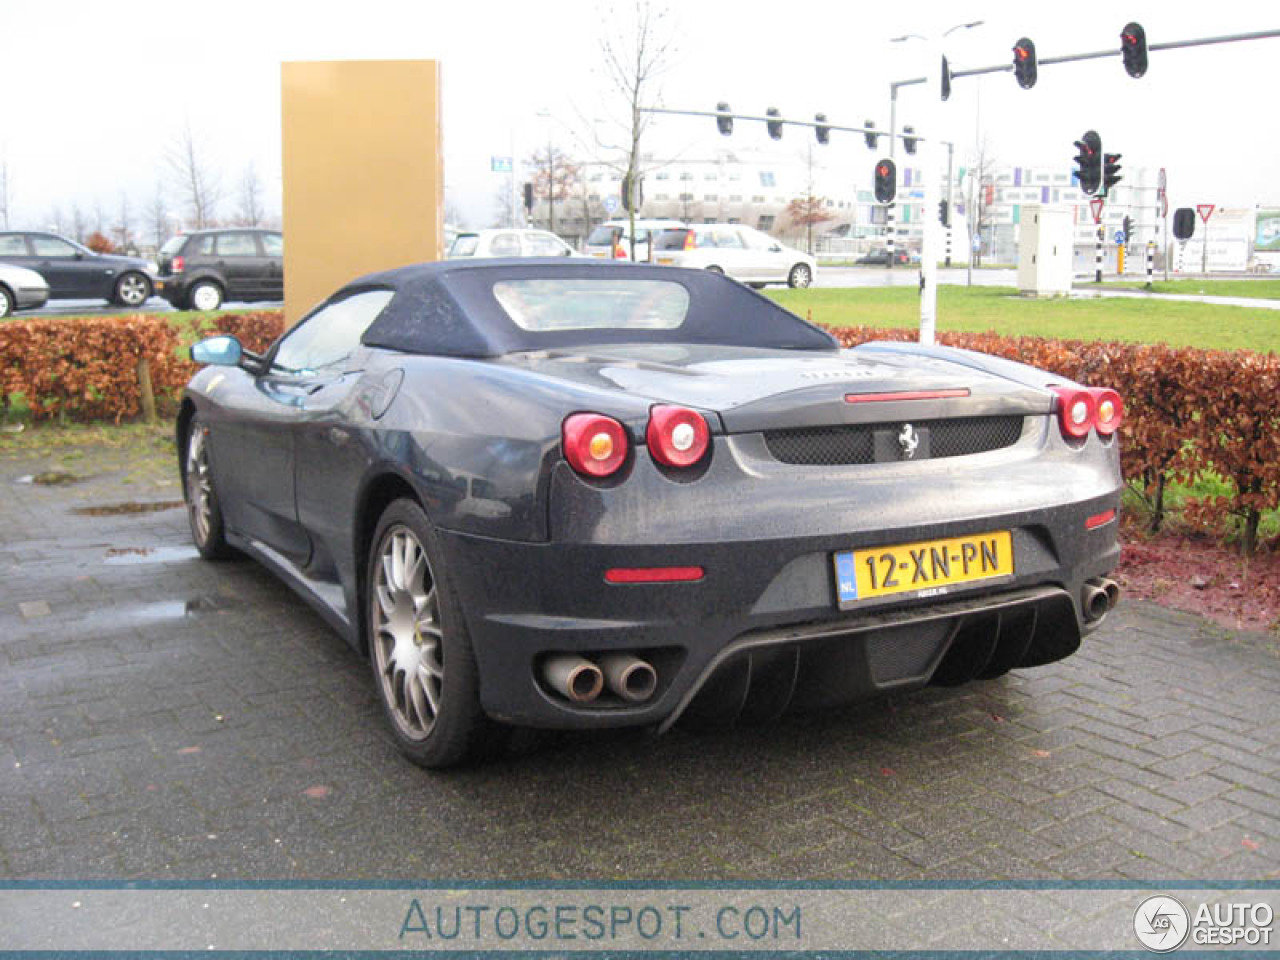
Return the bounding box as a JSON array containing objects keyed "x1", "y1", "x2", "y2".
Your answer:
[{"x1": 155, "y1": 228, "x2": 283, "y2": 311}]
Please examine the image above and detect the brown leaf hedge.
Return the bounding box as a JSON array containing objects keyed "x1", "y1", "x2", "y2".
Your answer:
[{"x1": 1, "y1": 311, "x2": 1276, "y2": 551}]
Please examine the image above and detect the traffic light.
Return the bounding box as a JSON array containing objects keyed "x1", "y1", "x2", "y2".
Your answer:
[
  {"x1": 902, "y1": 125, "x2": 917, "y2": 155},
  {"x1": 863, "y1": 120, "x2": 878, "y2": 150},
  {"x1": 1073, "y1": 130, "x2": 1102, "y2": 196},
  {"x1": 1122, "y1": 215, "x2": 1133, "y2": 243},
  {"x1": 874, "y1": 159, "x2": 896, "y2": 204},
  {"x1": 1121, "y1": 22, "x2": 1148, "y2": 78},
  {"x1": 941, "y1": 55, "x2": 952, "y2": 101},
  {"x1": 620, "y1": 174, "x2": 643, "y2": 212},
  {"x1": 522, "y1": 182, "x2": 534, "y2": 212},
  {"x1": 765, "y1": 107, "x2": 783, "y2": 140},
  {"x1": 1172, "y1": 208, "x2": 1196, "y2": 240},
  {"x1": 814, "y1": 113, "x2": 830, "y2": 145},
  {"x1": 716, "y1": 101, "x2": 733, "y2": 136},
  {"x1": 939, "y1": 199, "x2": 950, "y2": 228},
  {"x1": 1013, "y1": 38, "x2": 1037, "y2": 89},
  {"x1": 1103, "y1": 152, "x2": 1123, "y2": 194}
]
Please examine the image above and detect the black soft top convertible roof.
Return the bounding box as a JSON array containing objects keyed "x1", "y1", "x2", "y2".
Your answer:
[{"x1": 345, "y1": 259, "x2": 838, "y2": 357}]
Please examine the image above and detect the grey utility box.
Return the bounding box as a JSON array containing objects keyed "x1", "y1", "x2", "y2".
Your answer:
[{"x1": 1017, "y1": 205, "x2": 1075, "y2": 296}]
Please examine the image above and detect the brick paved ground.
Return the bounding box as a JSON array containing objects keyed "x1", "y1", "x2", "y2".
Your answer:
[{"x1": 1, "y1": 427, "x2": 1278, "y2": 881}]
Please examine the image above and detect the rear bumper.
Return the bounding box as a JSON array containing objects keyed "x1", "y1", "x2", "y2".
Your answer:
[
  {"x1": 435, "y1": 416, "x2": 1122, "y2": 730},
  {"x1": 154, "y1": 275, "x2": 190, "y2": 305}
]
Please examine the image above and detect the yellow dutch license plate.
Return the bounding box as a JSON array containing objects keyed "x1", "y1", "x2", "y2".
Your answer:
[{"x1": 833, "y1": 530, "x2": 1014, "y2": 607}]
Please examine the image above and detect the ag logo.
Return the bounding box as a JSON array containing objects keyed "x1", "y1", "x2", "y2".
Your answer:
[{"x1": 1134, "y1": 895, "x2": 1190, "y2": 952}]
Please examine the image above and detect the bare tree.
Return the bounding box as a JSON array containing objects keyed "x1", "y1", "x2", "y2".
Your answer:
[
  {"x1": 45, "y1": 204, "x2": 64, "y2": 235},
  {"x1": 596, "y1": 0, "x2": 678, "y2": 256},
  {"x1": 491, "y1": 183, "x2": 519, "y2": 229},
  {"x1": 70, "y1": 204, "x2": 88, "y2": 243},
  {"x1": 145, "y1": 183, "x2": 171, "y2": 248},
  {"x1": 967, "y1": 138, "x2": 998, "y2": 267},
  {"x1": 235, "y1": 162, "x2": 265, "y2": 226},
  {"x1": 112, "y1": 191, "x2": 133, "y2": 252},
  {"x1": 169, "y1": 121, "x2": 222, "y2": 228},
  {"x1": 0, "y1": 152, "x2": 10, "y2": 229},
  {"x1": 525, "y1": 145, "x2": 580, "y2": 234}
]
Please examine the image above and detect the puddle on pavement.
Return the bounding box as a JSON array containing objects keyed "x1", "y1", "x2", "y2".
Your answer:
[
  {"x1": 75, "y1": 500, "x2": 184, "y2": 517},
  {"x1": 103, "y1": 545, "x2": 199, "y2": 566},
  {"x1": 94, "y1": 593, "x2": 242, "y2": 627},
  {"x1": 15, "y1": 471, "x2": 82, "y2": 486}
]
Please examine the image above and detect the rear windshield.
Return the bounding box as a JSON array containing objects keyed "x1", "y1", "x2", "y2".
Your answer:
[
  {"x1": 654, "y1": 229, "x2": 690, "y2": 251},
  {"x1": 493, "y1": 278, "x2": 688, "y2": 331},
  {"x1": 450, "y1": 235, "x2": 480, "y2": 257},
  {"x1": 586, "y1": 225, "x2": 622, "y2": 246},
  {"x1": 159, "y1": 236, "x2": 187, "y2": 256}
]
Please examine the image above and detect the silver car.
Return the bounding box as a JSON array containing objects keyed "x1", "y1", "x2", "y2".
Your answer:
[
  {"x1": 0, "y1": 263, "x2": 51, "y2": 317},
  {"x1": 449, "y1": 229, "x2": 577, "y2": 259},
  {"x1": 653, "y1": 224, "x2": 816, "y2": 288}
]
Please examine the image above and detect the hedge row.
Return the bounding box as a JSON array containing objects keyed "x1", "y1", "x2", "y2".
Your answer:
[
  {"x1": 830, "y1": 326, "x2": 1280, "y2": 554},
  {"x1": 2, "y1": 311, "x2": 1276, "y2": 551},
  {"x1": 0, "y1": 311, "x2": 286, "y2": 423}
]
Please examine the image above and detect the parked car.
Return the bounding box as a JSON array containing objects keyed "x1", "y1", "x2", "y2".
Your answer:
[
  {"x1": 0, "y1": 263, "x2": 51, "y2": 317},
  {"x1": 449, "y1": 229, "x2": 576, "y2": 259},
  {"x1": 155, "y1": 228, "x2": 283, "y2": 311},
  {"x1": 855, "y1": 248, "x2": 910, "y2": 266},
  {"x1": 0, "y1": 231, "x2": 153, "y2": 307},
  {"x1": 180, "y1": 259, "x2": 1124, "y2": 767},
  {"x1": 584, "y1": 218, "x2": 686, "y2": 262},
  {"x1": 653, "y1": 224, "x2": 816, "y2": 288}
]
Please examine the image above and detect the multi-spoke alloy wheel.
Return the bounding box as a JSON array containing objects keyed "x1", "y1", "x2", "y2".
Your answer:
[
  {"x1": 184, "y1": 417, "x2": 232, "y2": 560},
  {"x1": 366, "y1": 499, "x2": 500, "y2": 768},
  {"x1": 114, "y1": 272, "x2": 151, "y2": 306},
  {"x1": 371, "y1": 525, "x2": 445, "y2": 740}
]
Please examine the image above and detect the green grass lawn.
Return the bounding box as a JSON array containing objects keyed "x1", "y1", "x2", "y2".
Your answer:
[
  {"x1": 1093, "y1": 277, "x2": 1280, "y2": 299},
  {"x1": 767, "y1": 285, "x2": 1280, "y2": 354}
]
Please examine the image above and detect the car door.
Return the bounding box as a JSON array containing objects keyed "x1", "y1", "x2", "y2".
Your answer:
[
  {"x1": 28, "y1": 234, "x2": 99, "y2": 297},
  {"x1": 741, "y1": 226, "x2": 787, "y2": 282},
  {"x1": 287, "y1": 290, "x2": 397, "y2": 586},
  {"x1": 707, "y1": 227, "x2": 751, "y2": 279},
  {"x1": 212, "y1": 231, "x2": 266, "y2": 300},
  {"x1": 260, "y1": 232, "x2": 284, "y2": 299}
]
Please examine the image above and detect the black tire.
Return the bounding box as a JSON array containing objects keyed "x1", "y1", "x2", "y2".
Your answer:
[
  {"x1": 188, "y1": 280, "x2": 224, "y2": 312},
  {"x1": 0, "y1": 286, "x2": 13, "y2": 318},
  {"x1": 183, "y1": 416, "x2": 235, "y2": 560},
  {"x1": 787, "y1": 263, "x2": 813, "y2": 288},
  {"x1": 747, "y1": 282, "x2": 767, "y2": 290},
  {"x1": 366, "y1": 498, "x2": 505, "y2": 768},
  {"x1": 113, "y1": 271, "x2": 152, "y2": 307}
]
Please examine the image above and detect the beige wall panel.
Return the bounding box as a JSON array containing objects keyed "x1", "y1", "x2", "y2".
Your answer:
[{"x1": 281, "y1": 60, "x2": 443, "y2": 326}]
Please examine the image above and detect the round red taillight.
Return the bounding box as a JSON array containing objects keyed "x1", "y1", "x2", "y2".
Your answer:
[
  {"x1": 563, "y1": 413, "x2": 629, "y2": 478},
  {"x1": 646, "y1": 405, "x2": 710, "y2": 468},
  {"x1": 1051, "y1": 386, "x2": 1095, "y2": 440},
  {"x1": 1090, "y1": 388, "x2": 1124, "y2": 436}
]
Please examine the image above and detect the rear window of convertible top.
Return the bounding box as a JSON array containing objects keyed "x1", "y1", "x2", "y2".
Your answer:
[{"x1": 493, "y1": 278, "x2": 689, "y2": 332}]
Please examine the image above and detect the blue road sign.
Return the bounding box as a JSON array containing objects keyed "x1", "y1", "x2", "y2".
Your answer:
[
  {"x1": 603, "y1": 195, "x2": 620, "y2": 213},
  {"x1": 1114, "y1": 229, "x2": 1126, "y2": 244}
]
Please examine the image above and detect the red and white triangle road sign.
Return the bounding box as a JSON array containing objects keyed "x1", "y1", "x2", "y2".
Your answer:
[
  {"x1": 1089, "y1": 197, "x2": 1105, "y2": 223},
  {"x1": 1197, "y1": 204, "x2": 1216, "y2": 223}
]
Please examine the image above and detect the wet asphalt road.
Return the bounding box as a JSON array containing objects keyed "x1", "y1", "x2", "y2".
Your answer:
[{"x1": 1, "y1": 429, "x2": 1278, "y2": 882}]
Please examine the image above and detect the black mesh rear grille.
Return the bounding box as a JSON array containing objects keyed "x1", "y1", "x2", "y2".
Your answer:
[
  {"x1": 764, "y1": 416, "x2": 1025, "y2": 465},
  {"x1": 765, "y1": 425, "x2": 875, "y2": 465}
]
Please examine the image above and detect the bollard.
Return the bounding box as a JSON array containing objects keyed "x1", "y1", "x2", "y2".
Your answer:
[{"x1": 136, "y1": 357, "x2": 157, "y2": 426}]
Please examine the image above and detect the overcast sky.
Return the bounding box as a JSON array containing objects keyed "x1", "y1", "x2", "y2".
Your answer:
[{"x1": 3, "y1": 0, "x2": 1277, "y2": 233}]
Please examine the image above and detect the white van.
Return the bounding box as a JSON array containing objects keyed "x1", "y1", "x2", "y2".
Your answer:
[{"x1": 584, "y1": 218, "x2": 687, "y2": 263}]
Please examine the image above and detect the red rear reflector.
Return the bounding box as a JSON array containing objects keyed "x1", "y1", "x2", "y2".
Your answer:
[
  {"x1": 605, "y1": 566, "x2": 704, "y2": 584},
  {"x1": 844, "y1": 388, "x2": 970, "y2": 404},
  {"x1": 1085, "y1": 509, "x2": 1116, "y2": 530}
]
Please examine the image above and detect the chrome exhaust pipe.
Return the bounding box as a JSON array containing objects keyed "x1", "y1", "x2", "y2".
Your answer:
[
  {"x1": 599, "y1": 653, "x2": 658, "y2": 703},
  {"x1": 1100, "y1": 577, "x2": 1121, "y2": 610},
  {"x1": 542, "y1": 654, "x2": 604, "y2": 703},
  {"x1": 1081, "y1": 578, "x2": 1113, "y2": 623}
]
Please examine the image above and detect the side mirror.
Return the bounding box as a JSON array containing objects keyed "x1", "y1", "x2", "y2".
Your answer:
[
  {"x1": 770, "y1": 244, "x2": 783, "y2": 252},
  {"x1": 190, "y1": 335, "x2": 243, "y2": 367}
]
